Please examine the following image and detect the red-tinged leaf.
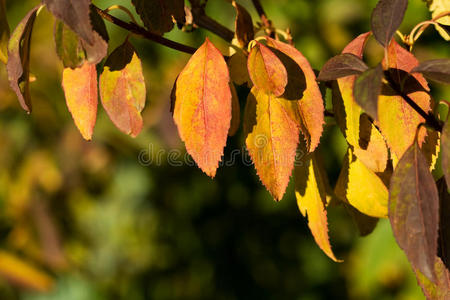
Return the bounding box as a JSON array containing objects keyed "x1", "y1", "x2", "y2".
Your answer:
[
  {"x1": 415, "y1": 256, "x2": 450, "y2": 300},
  {"x1": 371, "y1": 0, "x2": 408, "y2": 47},
  {"x1": 294, "y1": 152, "x2": 341, "y2": 261},
  {"x1": 437, "y1": 178, "x2": 450, "y2": 270},
  {"x1": 266, "y1": 37, "x2": 324, "y2": 152},
  {"x1": 228, "y1": 83, "x2": 240, "y2": 136},
  {"x1": 244, "y1": 87, "x2": 299, "y2": 200},
  {"x1": 173, "y1": 38, "x2": 231, "y2": 177},
  {"x1": 54, "y1": 21, "x2": 85, "y2": 69},
  {"x1": 100, "y1": 40, "x2": 146, "y2": 137},
  {"x1": 389, "y1": 142, "x2": 439, "y2": 281},
  {"x1": 317, "y1": 53, "x2": 368, "y2": 82},
  {"x1": 0, "y1": 0, "x2": 9, "y2": 64},
  {"x1": 378, "y1": 40, "x2": 431, "y2": 160},
  {"x1": 80, "y1": 6, "x2": 109, "y2": 64},
  {"x1": 247, "y1": 42, "x2": 287, "y2": 97},
  {"x1": 353, "y1": 64, "x2": 383, "y2": 120},
  {"x1": 411, "y1": 59, "x2": 450, "y2": 85},
  {"x1": 6, "y1": 5, "x2": 41, "y2": 112},
  {"x1": 131, "y1": 0, "x2": 185, "y2": 35},
  {"x1": 232, "y1": 0, "x2": 254, "y2": 48},
  {"x1": 43, "y1": 0, "x2": 95, "y2": 45},
  {"x1": 62, "y1": 62, "x2": 98, "y2": 140},
  {"x1": 442, "y1": 120, "x2": 450, "y2": 188}
]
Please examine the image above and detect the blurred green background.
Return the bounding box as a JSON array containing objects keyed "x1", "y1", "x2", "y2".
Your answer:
[{"x1": 0, "y1": 0, "x2": 449, "y2": 299}]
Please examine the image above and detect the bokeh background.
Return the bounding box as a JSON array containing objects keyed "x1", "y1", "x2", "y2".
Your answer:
[{"x1": 0, "y1": 0, "x2": 449, "y2": 299}]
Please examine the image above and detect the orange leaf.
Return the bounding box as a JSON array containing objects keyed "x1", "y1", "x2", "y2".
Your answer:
[
  {"x1": 244, "y1": 87, "x2": 299, "y2": 200},
  {"x1": 173, "y1": 38, "x2": 231, "y2": 177},
  {"x1": 266, "y1": 38, "x2": 324, "y2": 152},
  {"x1": 247, "y1": 42, "x2": 287, "y2": 97},
  {"x1": 62, "y1": 62, "x2": 98, "y2": 140},
  {"x1": 378, "y1": 40, "x2": 431, "y2": 160},
  {"x1": 99, "y1": 40, "x2": 146, "y2": 137}
]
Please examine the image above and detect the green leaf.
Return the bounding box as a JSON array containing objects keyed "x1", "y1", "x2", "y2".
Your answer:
[
  {"x1": 54, "y1": 21, "x2": 85, "y2": 69},
  {"x1": 0, "y1": 0, "x2": 9, "y2": 64},
  {"x1": 99, "y1": 40, "x2": 146, "y2": 137},
  {"x1": 389, "y1": 142, "x2": 439, "y2": 281},
  {"x1": 317, "y1": 53, "x2": 368, "y2": 82},
  {"x1": 6, "y1": 5, "x2": 42, "y2": 112},
  {"x1": 411, "y1": 59, "x2": 450, "y2": 85},
  {"x1": 353, "y1": 64, "x2": 383, "y2": 120},
  {"x1": 371, "y1": 0, "x2": 408, "y2": 47}
]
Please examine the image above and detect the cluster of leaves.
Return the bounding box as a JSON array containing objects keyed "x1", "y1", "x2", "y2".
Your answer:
[{"x1": 0, "y1": 0, "x2": 449, "y2": 298}]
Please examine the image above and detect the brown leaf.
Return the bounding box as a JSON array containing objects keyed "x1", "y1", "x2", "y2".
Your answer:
[
  {"x1": 317, "y1": 53, "x2": 368, "y2": 81},
  {"x1": 353, "y1": 64, "x2": 383, "y2": 120},
  {"x1": 232, "y1": 1, "x2": 254, "y2": 48},
  {"x1": 371, "y1": 0, "x2": 408, "y2": 47},
  {"x1": 411, "y1": 59, "x2": 450, "y2": 85}
]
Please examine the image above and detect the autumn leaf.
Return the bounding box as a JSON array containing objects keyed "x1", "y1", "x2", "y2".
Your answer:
[
  {"x1": 173, "y1": 38, "x2": 231, "y2": 177},
  {"x1": 266, "y1": 37, "x2": 324, "y2": 152},
  {"x1": 389, "y1": 141, "x2": 439, "y2": 281},
  {"x1": 62, "y1": 62, "x2": 98, "y2": 140},
  {"x1": 228, "y1": 49, "x2": 250, "y2": 85},
  {"x1": 378, "y1": 40, "x2": 431, "y2": 161},
  {"x1": 54, "y1": 21, "x2": 85, "y2": 69},
  {"x1": 228, "y1": 83, "x2": 240, "y2": 136},
  {"x1": 415, "y1": 256, "x2": 450, "y2": 300},
  {"x1": 80, "y1": 6, "x2": 109, "y2": 65},
  {"x1": 425, "y1": 0, "x2": 450, "y2": 41},
  {"x1": 353, "y1": 64, "x2": 383, "y2": 120},
  {"x1": 411, "y1": 59, "x2": 450, "y2": 85},
  {"x1": 443, "y1": 120, "x2": 450, "y2": 188},
  {"x1": 295, "y1": 152, "x2": 341, "y2": 261},
  {"x1": 437, "y1": 178, "x2": 450, "y2": 270},
  {"x1": 232, "y1": 0, "x2": 254, "y2": 48},
  {"x1": 6, "y1": 5, "x2": 42, "y2": 112},
  {"x1": 371, "y1": 0, "x2": 408, "y2": 47},
  {"x1": 245, "y1": 87, "x2": 299, "y2": 201},
  {"x1": 99, "y1": 40, "x2": 146, "y2": 137},
  {"x1": 317, "y1": 53, "x2": 368, "y2": 81},
  {"x1": 0, "y1": 0, "x2": 9, "y2": 64},
  {"x1": 247, "y1": 41, "x2": 287, "y2": 97}
]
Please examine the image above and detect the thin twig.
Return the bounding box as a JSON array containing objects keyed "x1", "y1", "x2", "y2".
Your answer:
[
  {"x1": 251, "y1": 0, "x2": 273, "y2": 36},
  {"x1": 93, "y1": 5, "x2": 197, "y2": 54}
]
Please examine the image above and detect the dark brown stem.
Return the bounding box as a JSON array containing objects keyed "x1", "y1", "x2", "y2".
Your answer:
[
  {"x1": 189, "y1": 1, "x2": 234, "y2": 42},
  {"x1": 385, "y1": 73, "x2": 443, "y2": 132},
  {"x1": 93, "y1": 5, "x2": 197, "y2": 54},
  {"x1": 251, "y1": 0, "x2": 273, "y2": 36}
]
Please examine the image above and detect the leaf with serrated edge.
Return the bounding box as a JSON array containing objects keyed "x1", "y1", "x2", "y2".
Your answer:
[
  {"x1": 0, "y1": 0, "x2": 9, "y2": 64},
  {"x1": 247, "y1": 42, "x2": 287, "y2": 97},
  {"x1": 100, "y1": 40, "x2": 146, "y2": 137},
  {"x1": 228, "y1": 83, "x2": 240, "y2": 136},
  {"x1": 245, "y1": 87, "x2": 299, "y2": 200},
  {"x1": 295, "y1": 152, "x2": 341, "y2": 261},
  {"x1": 411, "y1": 59, "x2": 450, "y2": 85},
  {"x1": 62, "y1": 62, "x2": 98, "y2": 140},
  {"x1": 317, "y1": 53, "x2": 368, "y2": 81},
  {"x1": 371, "y1": 0, "x2": 408, "y2": 47},
  {"x1": 266, "y1": 38, "x2": 324, "y2": 152},
  {"x1": 232, "y1": 1, "x2": 254, "y2": 48},
  {"x1": 6, "y1": 5, "x2": 41, "y2": 112},
  {"x1": 389, "y1": 142, "x2": 439, "y2": 281},
  {"x1": 173, "y1": 38, "x2": 231, "y2": 177}
]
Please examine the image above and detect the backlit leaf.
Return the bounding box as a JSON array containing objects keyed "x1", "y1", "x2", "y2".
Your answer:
[
  {"x1": 228, "y1": 83, "x2": 240, "y2": 136},
  {"x1": 371, "y1": 0, "x2": 408, "y2": 47},
  {"x1": 443, "y1": 120, "x2": 450, "y2": 187},
  {"x1": 0, "y1": 0, "x2": 9, "y2": 64},
  {"x1": 99, "y1": 40, "x2": 146, "y2": 137},
  {"x1": 54, "y1": 21, "x2": 85, "y2": 69},
  {"x1": 173, "y1": 38, "x2": 231, "y2": 177},
  {"x1": 247, "y1": 42, "x2": 287, "y2": 97},
  {"x1": 244, "y1": 87, "x2": 299, "y2": 201},
  {"x1": 131, "y1": 0, "x2": 185, "y2": 35},
  {"x1": 389, "y1": 142, "x2": 439, "y2": 281},
  {"x1": 425, "y1": 0, "x2": 450, "y2": 41},
  {"x1": 62, "y1": 62, "x2": 98, "y2": 140},
  {"x1": 232, "y1": 0, "x2": 254, "y2": 48},
  {"x1": 353, "y1": 64, "x2": 383, "y2": 120},
  {"x1": 43, "y1": 0, "x2": 95, "y2": 45},
  {"x1": 378, "y1": 40, "x2": 431, "y2": 160},
  {"x1": 6, "y1": 5, "x2": 41, "y2": 112},
  {"x1": 415, "y1": 256, "x2": 450, "y2": 300},
  {"x1": 411, "y1": 59, "x2": 450, "y2": 85},
  {"x1": 295, "y1": 152, "x2": 340, "y2": 261},
  {"x1": 266, "y1": 37, "x2": 324, "y2": 152},
  {"x1": 317, "y1": 53, "x2": 368, "y2": 82}
]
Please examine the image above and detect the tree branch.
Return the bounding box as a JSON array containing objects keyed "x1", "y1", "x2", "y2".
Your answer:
[
  {"x1": 251, "y1": 0, "x2": 273, "y2": 36},
  {"x1": 93, "y1": 5, "x2": 197, "y2": 55},
  {"x1": 189, "y1": 1, "x2": 234, "y2": 42}
]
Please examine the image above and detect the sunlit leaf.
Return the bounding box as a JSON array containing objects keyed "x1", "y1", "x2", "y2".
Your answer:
[
  {"x1": 371, "y1": 0, "x2": 408, "y2": 47},
  {"x1": 232, "y1": 0, "x2": 254, "y2": 48},
  {"x1": 244, "y1": 87, "x2": 299, "y2": 201},
  {"x1": 353, "y1": 64, "x2": 383, "y2": 120},
  {"x1": 425, "y1": 0, "x2": 450, "y2": 41},
  {"x1": 295, "y1": 152, "x2": 341, "y2": 261},
  {"x1": 99, "y1": 40, "x2": 146, "y2": 137},
  {"x1": 443, "y1": 120, "x2": 450, "y2": 188},
  {"x1": 0, "y1": 0, "x2": 9, "y2": 64},
  {"x1": 317, "y1": 53, "x2": 368, "y2": 81},
  {"x1": 411, "y1": 59, "x2": 450, "y2": 85},
  {"x1": 247, "y1": 41, "x2": 287, "y2": 97},
  {"x1": 266, "y1": 37, "x2": 324, "y2": 152},
  {"x1": 173, "y1": 38, "x2": 231, "y2": 177},
  {"x1": 62, "y1": 62, "x2": 98, "y2": 140},
  {"x1": 378, "y1": 40, "x2": 431, "y2": 160},
  {"x1": 6, "y1": 5, "x2": 41, "y2": 112},
  {"x1": 131, "y1": 0, "x2": 185, "y2": 35},
  {"x1": 389, "y1": 142, "x2": 439, "y2": 281},
  {"x1": 54, "y1": 21, "x2": 85, "y2": 69},
  {"x1": 228, "y1": 83, "x2": 240, "y2": 136}
]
